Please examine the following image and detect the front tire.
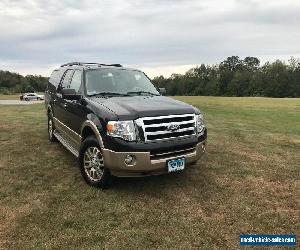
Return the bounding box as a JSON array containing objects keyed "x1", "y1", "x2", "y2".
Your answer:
[
  {"x1": 79, "y1": 136, "x2": 112, "y2": 188},
  {"x1": 48, "y1": 113, "x2": 57, "y2": 142}
]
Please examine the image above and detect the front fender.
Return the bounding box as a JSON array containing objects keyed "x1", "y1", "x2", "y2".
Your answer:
[{"x1": 81, "y1": 115, "x2": 104, "y2": 148}]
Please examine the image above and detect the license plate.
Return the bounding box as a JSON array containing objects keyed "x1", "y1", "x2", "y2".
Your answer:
[{"x1": 167, "y1": 158, "x2": 185, "y2": 173}]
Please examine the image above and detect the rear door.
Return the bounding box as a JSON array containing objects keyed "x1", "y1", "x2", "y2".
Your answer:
[{"x1": 47, "y1": 69, "x2": 65, "y2": 112}]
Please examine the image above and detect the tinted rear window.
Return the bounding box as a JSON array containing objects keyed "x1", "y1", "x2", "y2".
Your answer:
[{"x1": 49, "y1": 69, "x2": 64, "y2": 87}]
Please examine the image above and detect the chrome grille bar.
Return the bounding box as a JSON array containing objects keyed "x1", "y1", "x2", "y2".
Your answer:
[
  {"x1": 146, "y1": 127, "x2": 195, "y2": 136},
  {"x1": 136, "y1": 114, "x2": 196, "y2": 142},
  {"x1": 143, "y1": 120, "x2": 194, "y2": 128}
]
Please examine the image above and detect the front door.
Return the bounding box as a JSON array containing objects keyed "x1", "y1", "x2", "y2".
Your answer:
[
  {"x1": 53, "y1": 69, "x2": 74, "y2": 139},
  {"x1": 64, "y1": 70, "x2": 87, "y2": 136}
]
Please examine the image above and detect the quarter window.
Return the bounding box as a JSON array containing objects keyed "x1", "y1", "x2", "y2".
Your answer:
[{"x1": 49, "y1": 69, "x2": 64, "y2": 87}]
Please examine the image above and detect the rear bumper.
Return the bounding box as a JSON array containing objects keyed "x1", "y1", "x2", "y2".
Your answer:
[{"x1": 102, "y1": 140, "x2": 206, "y2": 177}]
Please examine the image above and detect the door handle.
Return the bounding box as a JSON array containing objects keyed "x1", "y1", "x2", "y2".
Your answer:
[{"x1": 63, "y1": 103, "x2": 68, "y2": 108}]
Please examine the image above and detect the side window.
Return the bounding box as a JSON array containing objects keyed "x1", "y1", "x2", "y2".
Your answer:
[
  {"x1": 60, "y1": 70, "x2": 74, "y2": 90},
  {"x1": 49, "y1": 69, "x2": 64, "y2": 88},
  {"x1": 69, "y1": 70, "x2": 82, "y2": 93}
]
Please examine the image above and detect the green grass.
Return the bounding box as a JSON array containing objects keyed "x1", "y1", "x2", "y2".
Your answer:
[{"x1": 0, "y1": 97, "x2": 299, "y2": 249}]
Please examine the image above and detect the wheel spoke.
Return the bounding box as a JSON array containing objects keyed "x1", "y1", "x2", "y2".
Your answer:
[
  {"x1": 92, "y1": 169, "x2": 97, "y2": 179},
  {"x1": 87, "y1": 148, "x2": 93, "y2": 157},
  {"x1": 95, "y1": 167, "x2": 103, "y2": 176},
  {"x1": 84, "y1": 161, "x2": 91, "y2": 169}
]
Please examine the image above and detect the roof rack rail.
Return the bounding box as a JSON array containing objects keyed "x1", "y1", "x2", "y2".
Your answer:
[
  {"x1": 60, "y1": 62, "x2": 82, "y2": 67},
  {"x1": 99, "y1": 63, "x2": 122, "y2": 67},
  {"x1": 60, "y1": 62, "x2": 123, "y2": 67}
]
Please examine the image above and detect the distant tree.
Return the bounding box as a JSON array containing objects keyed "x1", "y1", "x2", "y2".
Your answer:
[
  {"x1": 1, "y1": 56, "x2": 299, "y2": 97},
  {"x1": 227, "y1": 71, "x2": 252, "y2": 96},
  {"x1": 152, "y1": 75, "x2": 167, "y2": 88},
  {"x1": 220, "y1": 56, "x2": 243, "y2": 72},
  {"x1": 218, "y1": 56, "x2": 244, "y2": 95},
  {"x1": 267, "y1": 60, "x2": 295, "y2": 97},
  {"x1": 151, "y1": 56, "x2": 299, "y2": 97},
  {"x1": 0, "y1": 70, "x2": 48, "y2": 94},
  {"x1": 243, "y1": 57, "x2": 260, "y2": 71},
  {"x1": 25, "y1": 75, "x2": 47, "y2": 92}
]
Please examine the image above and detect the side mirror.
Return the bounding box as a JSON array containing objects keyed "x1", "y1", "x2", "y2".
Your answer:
[
  {"x1": 61, "y1": 89, "x2": 81, "y2": 101},
  {"x1": 159, "y1": 88, "x2": 166, "y2": 95}
]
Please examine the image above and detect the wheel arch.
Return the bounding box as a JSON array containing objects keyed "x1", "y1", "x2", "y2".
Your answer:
[{"x1": 81, "y1": 120, "x2": 104, "y2": 148}]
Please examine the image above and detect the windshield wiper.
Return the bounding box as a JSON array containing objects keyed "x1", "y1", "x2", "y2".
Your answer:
[
  {"x1": 126, "y1": 91, "x2": 160, "y2": 96},
  {"x1": 88, "y1": 92, "x2": 129, "y2": 97}
]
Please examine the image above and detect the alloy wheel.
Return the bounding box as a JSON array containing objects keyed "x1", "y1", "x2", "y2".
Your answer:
[{"x1": 83, "y1": 147, "x2": 104, "y2": 181}]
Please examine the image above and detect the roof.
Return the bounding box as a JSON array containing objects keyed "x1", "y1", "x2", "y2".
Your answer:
[{"x1": 57, "y1": 62, "x2": 141, "y2": 73}]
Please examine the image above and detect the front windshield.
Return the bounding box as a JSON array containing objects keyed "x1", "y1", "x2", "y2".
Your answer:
[{"x1": 85, "y1": 69, "x2": 160, "y2": 96}]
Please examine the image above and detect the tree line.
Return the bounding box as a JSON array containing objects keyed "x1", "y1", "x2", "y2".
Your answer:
[
  {"x1": 0, "y1": 70, "x2": 48, "y2": 94},
  {"x1": 152, "y1": 56, "x2": 300, "y2": 97},
  {"x1": 0, "y1": 56, "x2": 299, "y2": 97}
]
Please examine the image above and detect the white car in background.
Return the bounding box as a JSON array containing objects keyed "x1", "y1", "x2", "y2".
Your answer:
[{"x1": 20, "y1": 93, "x2": 44, "y2": 101}]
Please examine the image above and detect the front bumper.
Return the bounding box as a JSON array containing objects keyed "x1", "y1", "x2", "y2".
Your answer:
[{"x1": 102, "y1": 140, "x2": 206, "y2": 177}]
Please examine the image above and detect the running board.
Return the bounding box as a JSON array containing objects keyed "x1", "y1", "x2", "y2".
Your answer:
[{"x1": 53, "y1": 130, "x2": 79, "y2": 157}]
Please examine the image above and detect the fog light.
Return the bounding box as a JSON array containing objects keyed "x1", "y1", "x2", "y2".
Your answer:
[{"x1": 124, "y1": 154, "x2": 136, "y2": 166}]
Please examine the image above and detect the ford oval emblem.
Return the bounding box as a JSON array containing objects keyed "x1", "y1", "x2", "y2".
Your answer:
[{"x1": 167, "y1": 123, "x2": 180, "y2": 132}]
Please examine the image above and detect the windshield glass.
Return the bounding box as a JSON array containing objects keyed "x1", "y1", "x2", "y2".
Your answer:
[{"x1": 85, "y1": 69, "x2": 160, "y2": 96}]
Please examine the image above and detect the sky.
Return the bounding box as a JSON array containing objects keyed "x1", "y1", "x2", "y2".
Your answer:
[{"x1": 0, "y1": 0, "x2": 299, "y2": 78}]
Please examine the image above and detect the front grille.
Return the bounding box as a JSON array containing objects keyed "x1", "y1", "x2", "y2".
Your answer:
[{"x1": 136, "y1": 114, "x2": 196, "y2": 142}]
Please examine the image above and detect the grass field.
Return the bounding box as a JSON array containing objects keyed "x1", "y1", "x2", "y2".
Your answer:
[{"x1": 0, "y1": 97, "x2": 299, "y2": 249}]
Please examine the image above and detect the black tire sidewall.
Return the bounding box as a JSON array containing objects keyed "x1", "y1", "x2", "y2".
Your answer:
[{"x1": 79, "y1": 136, "x2": 111, "y2": 188}]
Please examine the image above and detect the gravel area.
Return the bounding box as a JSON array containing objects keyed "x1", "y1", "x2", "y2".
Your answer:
[{"x1": 0, "y1": 100, "x2": 44, "y2": 105}]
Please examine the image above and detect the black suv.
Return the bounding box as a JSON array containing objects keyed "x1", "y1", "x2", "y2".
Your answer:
[{"x1": 45, "y1": 62, "x2": 207, "y2": 188}]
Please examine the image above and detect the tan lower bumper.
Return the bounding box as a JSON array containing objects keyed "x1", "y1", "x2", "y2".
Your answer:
[{"x1": 102, "y1": 141, "x2": 206, "y2": 177}]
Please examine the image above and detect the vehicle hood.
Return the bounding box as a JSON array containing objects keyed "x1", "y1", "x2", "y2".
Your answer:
[{"x1": 89, "y1": 95, "x2": 197, "y2": 120}]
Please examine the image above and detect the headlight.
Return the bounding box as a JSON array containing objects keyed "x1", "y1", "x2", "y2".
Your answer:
[
  {"x1": 106, "y1": 120, "x2": 137, "y2": 141},
  {"x1": 196, "y1": 114, "x2": 205, "y2": 134}
]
